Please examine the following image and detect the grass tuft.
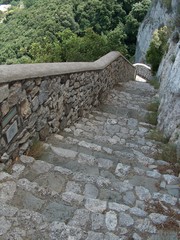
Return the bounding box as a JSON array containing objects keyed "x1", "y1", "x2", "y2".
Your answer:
[
  {"x1": 147, "y1": 130, "x2": 169, "y2": 143},
  {"x1": 27, "y1": 140, "x2": 44, "y2": 159},
  {"x1": 145, "y1": 200, "x2": 180, "y2": 231},
  {"x1": 146, "y1": 112, "x2": 158, "y2": 125},
  {"x1": 149, "y1": 78, "x2": 160, "y2": 89},
  {"x1": 161, "y1": 143, "x2": 177, "y2": 163},
  {"x1": 147, "y1": 130, "x2": 178, "y2": 166},
  {"x1": 146, "y1": 100, "x2": 160, "y2": 125},
  {"x1": 147, "y1": 101, "x2": 159, "y2": 112}
]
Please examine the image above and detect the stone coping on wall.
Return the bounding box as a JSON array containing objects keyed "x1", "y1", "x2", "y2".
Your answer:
[
  {"x1": 133, "y1": 63, "x2": 151, "y2": 70},
  {"x1": 0, "y1": 51, "x2": 135, "y2": 83}
]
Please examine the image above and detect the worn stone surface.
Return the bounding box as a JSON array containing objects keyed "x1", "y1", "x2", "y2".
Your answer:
[
  {"x1": 91, "y1": 212, "x2": 104, "y2": 230},
  {"x1": 119, "y1": 213, "x2": 134, "y2": 227},
  {"x1": 0, "y1": 217, "x2": 11, "y2": 236},
  {"x1": 135, "y1": 219, "x2": 157, "y2": 234},
  {"x1": 135, "y1": 186, "x2": 151, "y2": 201},
  {"x1": 0, "y1": 80, "x2": 179, "y2": 239},
  {"x1": 149, "y1": 213, "x2": 168, "y2": 224},
  {"x1": 129, "y1": 207, "x2": 147, "y2": 217},
  {"x1": 0, "y1": 181, "x2": 16, "y2": 203},
  {"x1": 68, "y1": 209, "x2": 90, "y2": 228},
  {"x1": 84, "y1": 183, "x2": 99, "y2": 199},
  {"x1": 85, "y1": 198, "x2": 107, "y2": 213},
  {"x1": 105, "y1": 211, "x2": 118, "y2": 231}
]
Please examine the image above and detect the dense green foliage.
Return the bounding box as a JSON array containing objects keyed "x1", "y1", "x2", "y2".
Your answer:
[
  {"x1": 146, "y1": 26, "x2": 169, "y2": 73},
  {"x1": 0, "y1": 0, "x2": 151, "y2": 64}
]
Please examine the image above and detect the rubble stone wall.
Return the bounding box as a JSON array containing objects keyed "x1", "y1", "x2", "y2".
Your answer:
[
  {"x1": 133, "y1": 63, "x2": 152, "y2": 81},
  {"x1": 0, "y1": 52, "x2": 135, "y2": 161}
]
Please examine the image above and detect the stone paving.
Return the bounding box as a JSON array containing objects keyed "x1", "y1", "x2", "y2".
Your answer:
[{"x1": 0, "y1": 81, "x2": 179, "y2": 240}]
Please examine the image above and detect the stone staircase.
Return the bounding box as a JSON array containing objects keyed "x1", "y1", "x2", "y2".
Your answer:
[{"x1": 0, "y1": 81, "x2": 179, "y2": 240}]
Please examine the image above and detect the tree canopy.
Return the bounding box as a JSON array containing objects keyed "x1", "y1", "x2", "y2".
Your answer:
[{"x1": 0, "y1": 0, "x2": 151, "y2": 64}]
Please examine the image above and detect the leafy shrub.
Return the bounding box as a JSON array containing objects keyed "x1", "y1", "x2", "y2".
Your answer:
[
  {"x1": 161, "y1": 0, "x2": 172, "y2": 11},
  {"x1": 146, "y1": 26, "x2": 169, "y2": 73}
]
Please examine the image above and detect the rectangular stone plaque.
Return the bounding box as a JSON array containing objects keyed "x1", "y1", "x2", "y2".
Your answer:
[
  {"x1": 6, "y1": 120, "x2": 18, "y2": 143},
  {"x1": 2, "y1": 107, "x2": 17, "y2": 128}
]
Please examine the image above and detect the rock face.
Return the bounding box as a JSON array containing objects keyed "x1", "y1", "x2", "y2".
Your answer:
[
  {"x1": 157, "y1": 40, "x2": 180, "y2": 142},
  {"x1": 135, "y1": 0, "x2": 180, "y2": 144},
  {"x1": 135, "y1": 0, "x2": 179, "y2": 63}
]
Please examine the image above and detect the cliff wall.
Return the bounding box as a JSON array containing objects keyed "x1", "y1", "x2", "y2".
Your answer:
[{"x1": 135, "y1": 0, "x2": 180, "y2": 145}]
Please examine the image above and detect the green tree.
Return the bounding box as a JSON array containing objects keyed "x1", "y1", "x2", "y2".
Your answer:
[
  {"x1": 0, "y1": 0, "x2": 152, "y2": 64},
  {"x1": 106, "y1": 24, "x2": 128, "y2": 55},
  {"x1": 131, "y1": 0, "x2": 151, "y2": 22},
  {"x1": 29, "y1": 37, "x2": 62, "y2": 63},
  {"x1": 65, "y1": 28, "x2": 108, "y2": 61}
]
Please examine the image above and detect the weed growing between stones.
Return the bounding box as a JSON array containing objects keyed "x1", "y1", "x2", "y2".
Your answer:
[
  {"x1": 146, "y1": 101, "x2": 178, "y2": 166},
  {"x1": 147, "y1": 130, "x2": 169, "y2": 144},
  {"x1": 146, "y1": 100, "x2": 160, "y2": 125},
  {"x1": 147, "y1": 129, "x2": 178, "y2": 165},
  {"x1": 157, "y1": 163, "x2": 180, "y2": 177},
  {"x1": 27, "y1": 140, "x2": 44, "y2": 159},
  {"x1": 145, "y1": 200, "x2": 180, "y2": 231},
  {"x1": 161, "y1": 0, "x2": 172, "y2": 12},
  {"x1": 146, "y1": 112, "x2": 158, "y2": 125},
  {"x1": 160, "y1": 143, "x2": 177, "y2": 163},
  {"x1": 149, "y1": 77, "x2": 160, "y2": 89},
  {"x1": 147, "y1": 130, "x2": 179, "y2": 169},
  {"x1": 147, "y1": 101, "x2": 160, "y2": 112}
]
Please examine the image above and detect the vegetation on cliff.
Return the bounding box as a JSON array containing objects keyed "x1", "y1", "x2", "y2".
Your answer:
[
  {"x1": 0, "y1": 0, "x2": 151, "y2": 64},
  {"x1": 146, "y1": 26, "x2": 169, "y2": 73}
]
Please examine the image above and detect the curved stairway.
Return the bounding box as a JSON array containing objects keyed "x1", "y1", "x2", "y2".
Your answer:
[{"x1": 0, "y1": 81, "x2": 179, "y2": 240}]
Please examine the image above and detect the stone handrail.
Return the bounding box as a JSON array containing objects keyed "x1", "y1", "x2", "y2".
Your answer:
[
  {"x1": 0, "y1": 52, "x2": 134, "y2": 83},
  {"x1": 0, "y1": 51, "x2": 135, "y2": 162}
]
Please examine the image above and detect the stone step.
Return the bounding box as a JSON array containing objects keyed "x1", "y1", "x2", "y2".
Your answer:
[
  {"x1": 1, "y1": 81, "x2": 179, "y2": 239},
  {"x1": 1, "y1": 156, "x2": 179, "y2": 240},
  {"x1": 114, "y1": 81, "x2": 156, "y2": 96},
  {"x1": 95, "y1": 104, "x2": 149, "y2": 121},
  {"x1": 46, "y1": 132, "x2": 159, "y2": 162},
  {"x1": 6, "y1": 158, "x2": 179, "y2": 205}
]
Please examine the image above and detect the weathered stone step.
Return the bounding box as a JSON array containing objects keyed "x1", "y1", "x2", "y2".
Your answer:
[
  {"x1": 114, "y1": 81, "x2": 156, "y2": 96},
  {"x1": 6, "y1": 158, "x2": 179, "y2": 207},
  {"x1": 46, "y1": 131, "x2": 158, "y2": 162},
  {"x1": 96, "y1": 104, "x2": 148, "y2": 121},
  {"x1": 1, "y1": 80, "x2": 179, "y2": 239},
  {"x1": 2, "y1": 158, "x2": 178, "y2": 240}
]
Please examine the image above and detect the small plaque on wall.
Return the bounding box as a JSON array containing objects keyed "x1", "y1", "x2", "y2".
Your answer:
[
  {"x1": 6, "y1": 120, "x2": 18, "y2": 143},
  {"x1": 2, "y1": 107, "x2": 17, "y2": 128}
]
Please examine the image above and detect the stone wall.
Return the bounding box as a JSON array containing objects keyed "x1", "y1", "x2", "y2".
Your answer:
[
  {"x1": 0, "y1": 51, "x2": 135, "y2": 162},
  {"x1": 133, "y1": 63, "x2": 152, "y2": 81}
]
